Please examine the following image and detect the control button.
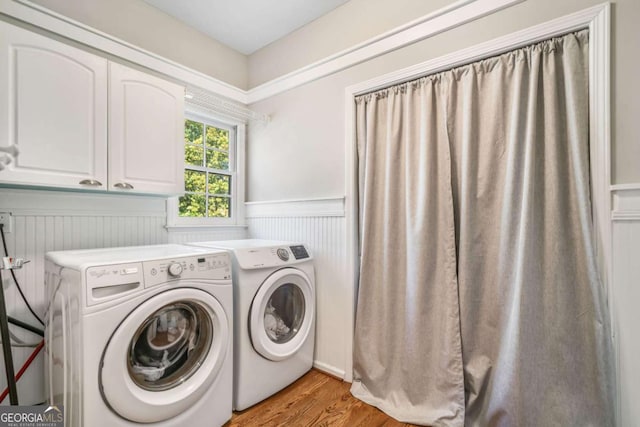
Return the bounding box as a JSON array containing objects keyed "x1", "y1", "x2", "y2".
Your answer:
[
  {"x1": 121, "y1": 267, "x2": 138, "y2": 275},
  {"x1": 277, "y1": 248, "x2": 290, "y2": 261},
  {"x1": 150, "y1": 268, "x2": 157, "y2": 276},
  {"x1": 167, "y1": 262, "x2": 183, "y2": 277},
  {"x1": 189, "y1": 263, "x2": 195, "y2": 271}
]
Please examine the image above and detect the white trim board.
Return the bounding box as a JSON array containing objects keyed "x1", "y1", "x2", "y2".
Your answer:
[
  {"x1": 343, "y1": 0, "x2": 612, "y2": 399},
  {"x1": 611, "y1": 183, "x2": 640, "y2": 192},
  {"x1": 0, "y1": 188, "x2": 167, "y2": 217},
  {"x1": 245, "y1": 197, "x2": 345, "y2": 218},
  {"x1": 612, "y1": 187, "x2": 640, "y2": 222},
  {"x1": 313, "y1": 361, "x2": 346, "y2": 380},
  {"x1": 246, "y1": 0, "x2": 524, "y2": 103},
  {"x1": 0, "y1": 0, "x2": 525, "y2": 106}
]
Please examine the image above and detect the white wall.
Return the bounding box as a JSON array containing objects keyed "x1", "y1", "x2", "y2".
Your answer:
[
  {"x1": 248, "y1": 0, "x2": 457, "y2": 87},
  {"x1": 247, "y1": 0, "x2": 640, "y2": 198},
  {"x1": 27, "y1": 0, "x2": 249, "y2": 89}
]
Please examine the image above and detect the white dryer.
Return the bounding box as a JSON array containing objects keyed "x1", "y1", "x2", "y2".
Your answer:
[
  {"x1": 44, "y1": 244, "x2": 233, "y2": 427},
  {"x1": 188, "y1": 239, "x2": 315, "y2": 411}
]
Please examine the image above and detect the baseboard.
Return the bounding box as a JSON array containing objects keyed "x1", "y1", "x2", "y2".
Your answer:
[{"x1": 313, "y1": 360, "x2": 347, "y2": 381}]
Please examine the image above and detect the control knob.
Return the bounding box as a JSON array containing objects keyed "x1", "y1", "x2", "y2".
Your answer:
[
  {"x1": 168, "y1": 262, "x2": 183, "y2": 277},
  {"x1": 277, "y1": 248, "x2": 290, "y2": 261}
]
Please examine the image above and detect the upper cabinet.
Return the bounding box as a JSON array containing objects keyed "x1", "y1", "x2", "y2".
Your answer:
[
  {"x1": 108, "y1": 62, "x2": 184, "y2": 195},
  {"x1": 0, "y1": 21, "x2": 108, "y2": 189},
  {"x1": 0, "y1": 21, "x2": 185, "y2": 196}
]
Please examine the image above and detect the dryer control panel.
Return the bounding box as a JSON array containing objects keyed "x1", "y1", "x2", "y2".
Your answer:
[{"x1": 235, "y1": 245, "x2": 312, "y2": 270}]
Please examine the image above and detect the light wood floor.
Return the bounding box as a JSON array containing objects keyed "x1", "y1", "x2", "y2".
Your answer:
[{"x1": 226, "y1": 369, "x2": 417, "y2": 427}]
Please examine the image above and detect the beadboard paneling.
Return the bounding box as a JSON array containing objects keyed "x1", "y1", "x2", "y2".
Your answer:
[
  {"x1": 0, "y1": 188, "x2": 168, "y2": 404},
  {"x1": 247, "y1": 198, "x2": 349, "y2": 379},
  {"x1": 167, "y1": 226, "x2": 248, "y2": 244},
  {"x1": 611, "y1": 185, "x2": 640, "y2": 426}
]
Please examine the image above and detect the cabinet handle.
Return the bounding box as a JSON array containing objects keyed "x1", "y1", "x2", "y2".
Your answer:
[
  {"x1": 79, "y1": 179, "x2": 102, "y2": 186},
  {"x1": 114, "y1": 182, "x2": 134, "y2": 190}
]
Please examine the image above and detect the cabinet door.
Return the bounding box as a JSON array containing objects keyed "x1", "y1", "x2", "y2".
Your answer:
[
  {"x1": 108, "y1": 62, "x2": 185, "y2": 195},
  {"x1": 0, "y1": 21, "x2": 108, "y2": 189}
]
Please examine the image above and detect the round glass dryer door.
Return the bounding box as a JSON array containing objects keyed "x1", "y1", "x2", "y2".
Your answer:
[
  {"x1": 100, "y1": 288, "x2": 229, "y2": 423},
  {"x1": 250, "y1": 268, "x2": 314, "y2": 361}
]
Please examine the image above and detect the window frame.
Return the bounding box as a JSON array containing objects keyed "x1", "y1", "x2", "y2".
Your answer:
[{"x1": 167, "y1": 110, "x2": 245, "y2": 227}]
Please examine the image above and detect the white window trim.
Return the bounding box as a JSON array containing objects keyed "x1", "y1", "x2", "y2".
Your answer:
[{"x1": 167, "y1": 109, "x2": 246, "y2": 228}]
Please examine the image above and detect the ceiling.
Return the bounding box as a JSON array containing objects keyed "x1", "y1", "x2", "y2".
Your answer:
[{"x1": 144, "y1": 0, "x2": 351, "y2": 55}]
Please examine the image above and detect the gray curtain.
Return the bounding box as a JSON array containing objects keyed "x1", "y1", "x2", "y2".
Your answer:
[{"x1": 351, "y1": 30, "x2": 615, "y2": 427}]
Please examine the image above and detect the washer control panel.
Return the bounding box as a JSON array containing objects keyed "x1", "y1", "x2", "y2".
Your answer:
[
  {"x1": 86, "y1": 262, "x2": 145, "y2": 306},
  {"x1": 143, "y1": 253, "x2": 231, "y2": 287}
]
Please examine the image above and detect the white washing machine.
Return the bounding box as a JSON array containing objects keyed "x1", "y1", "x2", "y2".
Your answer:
[
  {"x1": 188, "y1": 239, "x2": 315, "y2": 411},
  {"x1": 44, "y1": 244, "x2": 233, "y2": 427}
]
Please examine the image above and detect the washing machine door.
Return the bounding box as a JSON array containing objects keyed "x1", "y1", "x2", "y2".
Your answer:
[
  {"x1": 249, "y1": 268, "x2": 314, "y2": 362},
  {"x1": 100, "y1": 288, "x2": 229, "y2": 423}
]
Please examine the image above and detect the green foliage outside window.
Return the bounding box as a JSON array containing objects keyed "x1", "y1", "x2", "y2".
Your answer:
[{"x1": 180, "y1": 119, "x2": 233, "y2": 218}]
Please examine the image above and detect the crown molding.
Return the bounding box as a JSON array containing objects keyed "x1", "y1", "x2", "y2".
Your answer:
[
  {"x1": 246, "y1": 0, "x2": 525, "y2": 104},
  {"x1": 0, "y1": 0, "x2": 525, "y2": 106},
  {"x1": 0, "y1": 0, "x2": 248, "y2": 102}
]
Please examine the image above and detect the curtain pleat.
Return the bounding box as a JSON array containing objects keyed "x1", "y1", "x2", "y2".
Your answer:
[
  {"x1": 351, "y1": 30, "x2": 614, "y2": 427},
  {"x1": 351, "y1": 77, "x2": 466, "y2": 426}
]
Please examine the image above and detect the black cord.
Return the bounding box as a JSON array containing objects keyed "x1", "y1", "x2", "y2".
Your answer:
[
  {"x1": 8, "y1": 316, "x2": 44, "y2": 337},
  {"x1": 0, "y1": 224, "x2": 44, "y2": 326}
]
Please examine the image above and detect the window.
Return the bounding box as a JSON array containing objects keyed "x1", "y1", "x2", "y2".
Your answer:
[{"x1": 168, "y1": 112, "x2": 245, "y2": 226}]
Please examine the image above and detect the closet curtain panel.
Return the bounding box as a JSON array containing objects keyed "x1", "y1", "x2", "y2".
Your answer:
[
  {"x1": 351, "y1": 30, "x2": 614, "y2": 426},
  {"x1": 351, "y1": 72, "x2": 466, "y2": 425}
]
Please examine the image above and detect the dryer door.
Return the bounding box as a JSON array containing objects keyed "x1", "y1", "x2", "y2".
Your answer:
[
  {"x1": 249, "y1": 268, "x2": 314, "y2": 361},
  {"x1": 100, "y1": 288, "x2": 229, "y2": 423}
]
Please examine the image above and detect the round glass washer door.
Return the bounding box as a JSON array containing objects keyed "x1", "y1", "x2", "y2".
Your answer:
[
  {"x1": 250, "y1": 268, "x2": 314, "y2": 362},
  {"x1": 100, "y1": 288, "x2": 229, "y2": 423}
]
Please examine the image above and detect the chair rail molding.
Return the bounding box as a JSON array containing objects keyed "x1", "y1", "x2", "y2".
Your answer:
[
  {"x1": 612, "y1": 184, "x2": 640, "y2": 221},
  {"x1": 0, "y1": 188, "x2": 166, "y2": 217},
  {"x1": 344, "y1": 0, "x2": 611, "y2": 398},
  {"x1": 245, "y1": 197, "x2": 345, "y2": 218}
]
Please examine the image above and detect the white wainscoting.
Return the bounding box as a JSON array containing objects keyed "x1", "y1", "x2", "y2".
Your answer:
[
  {"x1": 246, "y1": 197, "x2": 350, "y2": 380},
  {"x1": 166, "y1": 226, "x2": 248, "y2": 243},
  {"x1": 0, "y1": 188, "x2": 168, "y2": 404},
  {"x1": 611, "y1": 185, "x2": 640, "y2": 427}
]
